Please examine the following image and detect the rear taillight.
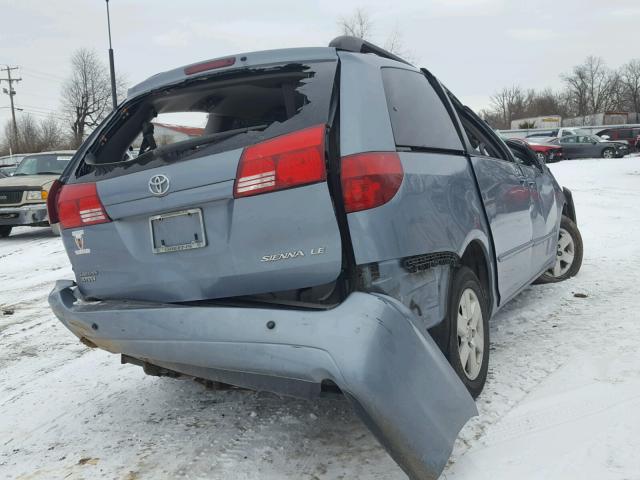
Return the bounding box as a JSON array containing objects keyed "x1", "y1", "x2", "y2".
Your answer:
[
  {"x1": 57, "y1": 183, "x2": 111, "y2": 230},
  {"x1": 234, "y1": 124, "x2": 326, "y2": 198},
  {"x1": 340, "y1": 152, "x2": 404, "y2": 213},
  {"x1": 46, "y1": 179, "x2": 63, "y2": 224}
]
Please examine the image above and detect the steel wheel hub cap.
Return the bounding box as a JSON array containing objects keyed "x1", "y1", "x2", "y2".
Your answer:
[
  {"x1": 547, "y1": 227, "x2": 575, "y2": 277},
  {"x1": 457, "y1": 288, "x2": 484, "y2": 380}
]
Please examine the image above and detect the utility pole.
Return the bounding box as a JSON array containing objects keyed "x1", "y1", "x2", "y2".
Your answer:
[
  {"x1": 0, "y1": 66, "x2": 22, "y2": 146},
  {"x1": 105, "y1": 0, "x2": 117, "y2": 109}
]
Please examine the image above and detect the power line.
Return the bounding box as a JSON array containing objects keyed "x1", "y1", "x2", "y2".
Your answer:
[
  {"x1": 20, "y1": 71, "x2": 66, "y2": 86},
  {"x1": 20, "y1": 66, "x2": 67, "y2": 83},
  {"x1": 15, "y1": 103, "x2": 62, "y2": 114}
]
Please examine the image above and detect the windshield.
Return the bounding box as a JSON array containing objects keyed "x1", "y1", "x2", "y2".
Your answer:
[{"x1": 14, "y1": 154, "x2": 72, "y2": 176}]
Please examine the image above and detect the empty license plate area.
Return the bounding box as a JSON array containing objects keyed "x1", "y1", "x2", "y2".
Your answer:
[{"x1": 150, "y1": 208, "x2": 206, "y2": 254}]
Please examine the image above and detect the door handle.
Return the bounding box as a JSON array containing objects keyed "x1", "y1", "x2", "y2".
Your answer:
[{"x1": 528, "y1": 180, "x2": 536, "y2": 187}]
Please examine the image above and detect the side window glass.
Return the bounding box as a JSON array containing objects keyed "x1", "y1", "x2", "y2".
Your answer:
[
  {"x1": 381, "y1": 68, "x2": 463, "y2": 151},
  {"x1": 455, "y1": 109, "x2": 510, "y2": 161},
  {"x1": 561, "y1": 137, "x2": 576, "y2": 144},
  {"x1": 509, "y1": 145, "x2": 539, "y2": 169}
]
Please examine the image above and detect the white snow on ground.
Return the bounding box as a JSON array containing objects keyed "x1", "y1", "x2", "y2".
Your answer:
[{"x1": 1, "y1": 157, "x2": 639, "y2": 479}]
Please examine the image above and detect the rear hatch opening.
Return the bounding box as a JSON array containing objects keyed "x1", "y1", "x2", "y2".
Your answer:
[{"x1": 54, "y1": 55, "x2": 355, "y2": 306}]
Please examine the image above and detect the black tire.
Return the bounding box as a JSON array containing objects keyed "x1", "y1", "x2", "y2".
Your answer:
[
  {"x1": 536, "y1": 215, "x2": 583, "y2": 284},
  {"x1": 430, "y1": 266, "x2": 489, "y2": 399},
  {"x1": 0, "y1": 226, "x2": 12, "y2": 238},
  {"x1": 601, "y1": 148, "x2": 615, "y2": 159}
]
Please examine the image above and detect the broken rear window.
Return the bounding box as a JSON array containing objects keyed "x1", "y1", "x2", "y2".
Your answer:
[{"x1": 74, "y1": 60, "x2": 337, "y2": 181}]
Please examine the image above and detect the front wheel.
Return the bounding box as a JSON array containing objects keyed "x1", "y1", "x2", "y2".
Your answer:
[
  {"x1": 536, "y1": 215, "x2": 583, "y2": 283},
  {"x1": 602, "y1": 148, "x2": 614, "y2": 159},
  {"x1": 431, "y1": 266, "x2": 490, "y2": 398},
  {"x1": 0, "y1": 226, "x2": 12, "y2": 238}
]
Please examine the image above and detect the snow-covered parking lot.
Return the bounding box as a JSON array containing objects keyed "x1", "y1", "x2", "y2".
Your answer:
[{"x1": 1, "y1": 157, "x2": 639, "y2": 480}]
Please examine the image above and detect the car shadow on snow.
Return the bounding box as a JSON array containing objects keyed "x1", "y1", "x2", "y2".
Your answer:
[{"x1": 4, "y1": 226, "x2": 56, "y2": 241}]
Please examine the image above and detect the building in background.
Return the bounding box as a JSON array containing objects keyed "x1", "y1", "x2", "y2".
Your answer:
[
  {"x1": 562, "y1": 112, "x2": 640, "y2": 127},
  {"x1": 510, "y1": 115, "x2": 561, "y2": 130},
  {"x1": 152, "y1": 123, "x2": 204, "y2": 145},
  {"x1": 503, "y1": 112, "x2": 640, "y2": 138}
]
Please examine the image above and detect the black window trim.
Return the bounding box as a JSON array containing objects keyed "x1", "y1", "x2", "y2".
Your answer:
[{"x1": 420, "y1": 68, "x2": 468, "y2": 156}]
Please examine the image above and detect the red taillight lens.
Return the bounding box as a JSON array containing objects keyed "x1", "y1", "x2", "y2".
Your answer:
[
  {"x1": 57, "y1": 183, "x2": 111, "y2": 230},
  {"x1": 184, "y1": 57, "x2": 236, "y2": 75},
  {"x1": 234, "y1": 124, "x2": 326, "y2": 198},
  {"x1": 340, "y1": 152, "x2": 404, "y2": 213},
  {"x1": 46, "y1": 179, "x2": 63, "y2": 224}
]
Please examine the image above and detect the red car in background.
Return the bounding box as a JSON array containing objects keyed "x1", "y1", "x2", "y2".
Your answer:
[{"x1": 508, "y1": 138, "x2": 563, "y2": 163}]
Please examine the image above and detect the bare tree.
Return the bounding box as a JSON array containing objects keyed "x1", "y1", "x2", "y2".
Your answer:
[
  {"x1": 62, "y1": 49, "x2": 124, "y2": 148},
  {"x1": 562, "y1": 56, "x2": 619, "y2": 116},
  {"x1": 490, "y1": 86, "x2": 527, "y2": 129},
  {"x1": 620, "y1": 59, "x2": 640, "y2": 113},
  {"x1": 338, "y1": 7, "x2": 372, "y2": 40},
  {"x1": 0, "y1": 114, "x2": 68, "y2": 154},
  {"x1": 338, "y1": 8, "x2": 414, "y2": 62},
  {"x1": 16, "y1": 115, "x2": 41, "y2": 152},
  {"x1": 38, "y1": 115, "x2": 67, "y2": 151}
]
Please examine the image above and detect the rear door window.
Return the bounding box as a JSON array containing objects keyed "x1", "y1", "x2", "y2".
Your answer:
[{"x1": 381, "y1": 68, "x2": 463, "y2": 151}]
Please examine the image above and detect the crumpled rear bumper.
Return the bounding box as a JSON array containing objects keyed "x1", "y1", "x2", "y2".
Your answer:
[{"x1": 49, "y1": 280, "x2": 476, "y2": 480}]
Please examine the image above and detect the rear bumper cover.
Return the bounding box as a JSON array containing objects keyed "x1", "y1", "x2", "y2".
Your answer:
[
  {"x1": 49, "y1": 280, "x2": 476, "y2": 480},
  {"x1": 0, "y1": 204, "x2": 48, "y2": 226}
]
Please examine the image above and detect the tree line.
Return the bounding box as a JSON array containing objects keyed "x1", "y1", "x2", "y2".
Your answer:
[
  {"x1": 0, "y1": 49, "x2": 125, "y2": 156},
  {"x1": 482, "y1": 56, "x2": 640, "y2": 129}
]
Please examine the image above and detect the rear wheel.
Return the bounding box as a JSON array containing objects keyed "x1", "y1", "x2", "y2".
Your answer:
[
  {"x1": 0, "y1": 226, "x2": 12, "y2": 238},
  {"x1": 602, "y1": 148, "x2": 614, "y2": 159},
  {"x1": 536, "y1": 215, "x2": 583, "y2": 283},
  {"x1": 432, "y1": 266, "x2": 489, "y2": 398}
]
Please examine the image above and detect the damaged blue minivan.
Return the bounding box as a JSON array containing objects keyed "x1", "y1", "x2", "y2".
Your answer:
[{"x1": 48, "y1": 37, "x2": 583, "y2": 479}]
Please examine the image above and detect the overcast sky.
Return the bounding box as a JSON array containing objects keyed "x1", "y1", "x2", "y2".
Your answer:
[{"x1": 1, "y1": 0, "x2": 640, "y2": 128}]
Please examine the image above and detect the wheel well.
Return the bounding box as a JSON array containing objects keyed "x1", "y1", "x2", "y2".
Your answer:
[{"x1": 460, "y1": 241, "x2": 492, "y2": 306}]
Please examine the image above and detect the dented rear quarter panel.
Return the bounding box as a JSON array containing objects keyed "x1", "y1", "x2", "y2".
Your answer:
[{"x1": 338, "y1": 52, "x2": 497, "y2": 322}]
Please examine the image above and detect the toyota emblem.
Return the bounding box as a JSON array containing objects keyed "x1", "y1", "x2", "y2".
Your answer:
[{"x1": 149, "y1": 174, "x2": 170, "y2": 196}]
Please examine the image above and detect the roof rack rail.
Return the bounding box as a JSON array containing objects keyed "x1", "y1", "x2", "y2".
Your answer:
[{"x1": 329, "y1": 36, "x2": 413, "y2": 66}]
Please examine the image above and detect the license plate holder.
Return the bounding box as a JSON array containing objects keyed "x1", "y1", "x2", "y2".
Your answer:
[{"x1": 149, "y1": 208, "x2": 206, "y2": 254}]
